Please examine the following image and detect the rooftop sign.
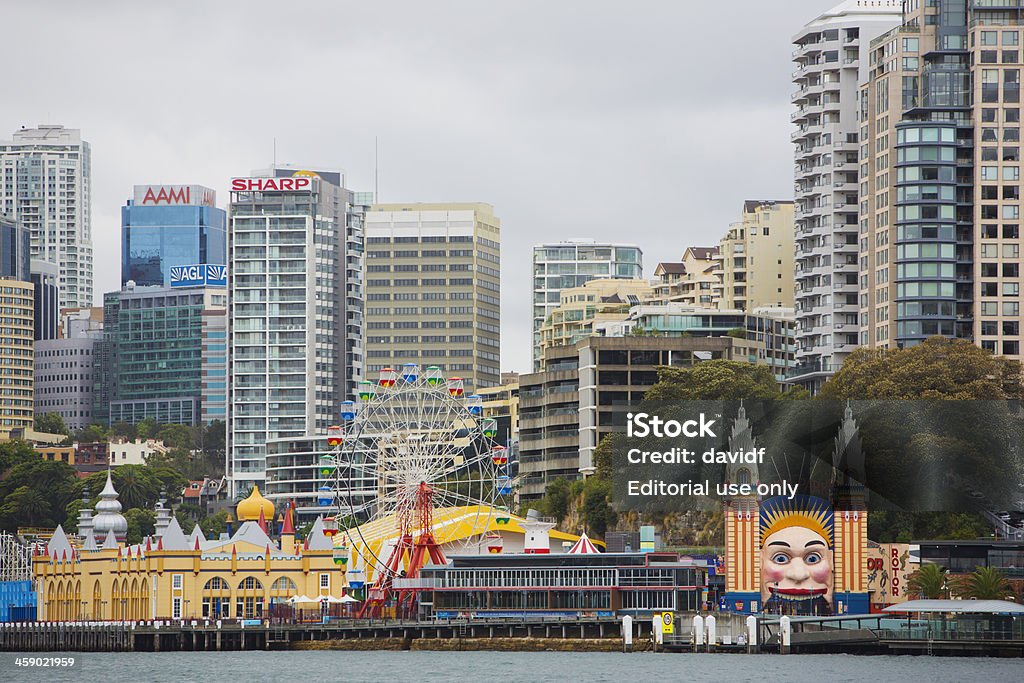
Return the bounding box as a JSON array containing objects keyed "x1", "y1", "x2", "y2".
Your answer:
[{"x1": 230, "y1": 177, "x2": 313, "y2": 192}]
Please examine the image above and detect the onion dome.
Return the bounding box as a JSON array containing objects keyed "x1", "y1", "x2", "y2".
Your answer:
[
  {"x1": 92, "y1": 471, "x2": 128, "y2": 543},
  {"x1": 236, "y1": 485, "x2": 275, "y2": 522}
]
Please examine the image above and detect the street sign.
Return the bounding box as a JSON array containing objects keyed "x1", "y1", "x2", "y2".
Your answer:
[{"x1": 661, "y1": 611, "x2": 674, "y2": 634}]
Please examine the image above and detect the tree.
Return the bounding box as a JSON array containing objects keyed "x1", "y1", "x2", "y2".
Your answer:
[
  {"x1": 820, "y1": 337, "x2": 1024, "y2": 400},
  {"x1": 135, "y1": 419, "x2": 159, "y2": 440},
  {"x1": 199, "y1": 510, "x2": 229, "y2": 539},
  {"x1": 157, "y1": 424, "x2": 196, "y2": 451},
  {"x1": 34, "y1": 413, "x2": 69, "y2": 436},
  {"x1": 533, "y1": 477, "x2": 571, "y2": 522},
  {"x1": 73, "y1": 424, "x2": 108, "y2": 444},
  {"x1": 174, "y1": 510, "x2": 197, "y2": 534},
  {"x1": 202, "y1": 420, "x2": 226, "y2": 456},
  {"x1": 109, "y1": 422, "x2": 137, "y2": 441},
  {"x1": 0, "y1": 439, "x2": 38, "y2": 472},
  {"x1": 644, "y1": 361, "x2": 785, "y2": 402},
  {"x1": 123, "y1": 508, "x2": 156, "y2": 545},
  {"x1": 0, "y1": 486, "x2": 55, "y2": 529},
  {"x1": 953, "y1": 566, "x2": 1013, "y2": 600},
  {"x1": 906, "y1": 563, "x2": 948, "y2": 599},
  {"x1": 582, "y1": 477, "x2": 616, "y2": 538}
]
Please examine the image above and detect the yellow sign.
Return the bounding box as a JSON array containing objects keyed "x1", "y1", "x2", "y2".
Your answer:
[{"x1": 661, "y1": 612, "x2": 674, "y2": 634}]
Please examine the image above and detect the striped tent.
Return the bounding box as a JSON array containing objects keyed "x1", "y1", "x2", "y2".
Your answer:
[{"x1": 567, "y1": 532, "x2": 600, "y2": 554}]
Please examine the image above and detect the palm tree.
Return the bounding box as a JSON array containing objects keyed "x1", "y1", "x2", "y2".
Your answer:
[
  {"x1": 953, "y1": 566, "x2": 1012, "y2": 600},
  {"x1": 906, "y1": 562, "x2": 948, "y2": 599}
]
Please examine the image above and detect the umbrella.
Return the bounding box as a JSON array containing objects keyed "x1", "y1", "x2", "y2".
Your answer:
[
  {"x1": 318, "y1": 595, "x2": 344, "y2": 604},
  {"x1": 340, "y1": 594, "x2": 360, "y2": 603},
  {"x1": 288, "y1": 595, "x2": 317, "y2": 604}
]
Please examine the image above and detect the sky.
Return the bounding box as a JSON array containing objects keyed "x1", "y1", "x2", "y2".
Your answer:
[{"x1": 3, "y1": 0, "x2": 834, "y2": 374}]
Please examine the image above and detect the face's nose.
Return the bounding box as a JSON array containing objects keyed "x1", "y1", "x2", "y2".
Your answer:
[{"x1": 785, "y1": 560, "x2": 810, "y2": 583}]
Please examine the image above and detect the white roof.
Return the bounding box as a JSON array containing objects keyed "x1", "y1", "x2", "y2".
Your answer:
[
  {"x1": 884, "y1": 599, "x2": 1024, "y2": 614},
  {"x1": 567, "y1": 532, "x2": 600, "y2": 555}
]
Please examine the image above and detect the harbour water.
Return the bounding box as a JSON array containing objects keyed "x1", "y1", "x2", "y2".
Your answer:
[{"x1": 2, "y1": 650, "x2": 1022, "y2": 683}]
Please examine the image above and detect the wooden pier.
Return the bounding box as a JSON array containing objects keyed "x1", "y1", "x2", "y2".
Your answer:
[{"x1": 0, "y1": 615, "x2": 638, "y2": 653}]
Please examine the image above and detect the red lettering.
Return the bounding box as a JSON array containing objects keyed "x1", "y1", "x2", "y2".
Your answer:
[
  {"x1": 230, "y1": 177, "x2": 312, "y2": 193},
  {"x1": 143, "y1": 187, "x2": 157, "y2": 204}
]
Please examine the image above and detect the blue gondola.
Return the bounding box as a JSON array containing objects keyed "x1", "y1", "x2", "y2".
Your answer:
[
  {"x1": 496, "y1": 476, "x2": 512, "y2": 496},
  {"x1": 317, "y1": 486, "x2": 334, "y2": 507}
]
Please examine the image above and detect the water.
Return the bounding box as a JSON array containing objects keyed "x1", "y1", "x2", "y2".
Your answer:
[{"x1": 1, "y1": 651, "x2": 1021, "y2": 683}]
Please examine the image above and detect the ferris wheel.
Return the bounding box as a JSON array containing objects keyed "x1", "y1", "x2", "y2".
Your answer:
[{"x1": 317, "y1": 364, "x2": 512, "y2": 617}]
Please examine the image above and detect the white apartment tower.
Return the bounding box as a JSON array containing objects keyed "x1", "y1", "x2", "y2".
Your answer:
[
  {"x1": 790, "y1": 1, "x2": 900, "y2": 393},
  {"x1": 227, "y1": 169, "x2": 369, "y2": 497},
  {"x1": 0, "y1": 125, "x2": 93, "y2": 310}
]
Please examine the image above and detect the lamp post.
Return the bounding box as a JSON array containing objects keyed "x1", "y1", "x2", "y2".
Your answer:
[{"x1": 184, "y1": 599, "x2": 191, "y2": 621}]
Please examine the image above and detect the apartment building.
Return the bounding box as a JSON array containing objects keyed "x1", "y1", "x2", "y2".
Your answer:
[
  {"x1": 790, "y1": 0, "x2": 901, "y2": 392},
  {"x1": 717, "y1": 201, "x2": 796, "y2": 312}
]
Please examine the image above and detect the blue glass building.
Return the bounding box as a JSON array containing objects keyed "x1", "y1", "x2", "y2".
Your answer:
[
  {"x1": 0, "y1": 214, "x2": 30, "y2": 281},
  {"x1": 121, "y1": 185, "x2": 226, "y2": 287}
]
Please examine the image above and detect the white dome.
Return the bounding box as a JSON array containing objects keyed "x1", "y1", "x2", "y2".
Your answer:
[{"x1": 92, "y1": 471, "x2": 128, "y2": 540}]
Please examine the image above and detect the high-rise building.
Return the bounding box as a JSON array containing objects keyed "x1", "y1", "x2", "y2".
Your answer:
[
  {"x1": 0, "y1": 278, "x2": 34, "y2": 437},
  {"x1": 364, "y1": 203, "x2": 501, "y2": 391},
  {"x1": 531, "y1": 241, "x2": 643, "y2": 370},
  {"x1": 0, "y1": 126, "x2": 92, "y2": 310},
  {"x1": 227, "y1": 170, "x2": 369, "y2": 497},
  {"x1": 790, "y1": 0, "x2": 901, "y2": 393},
  {"x1": 860, "y1": 2, "x2": 1024, "y2": 358},
  {"x1": 31, "y1": 260, "x2": 59, "y2": 341},
  {"x1": 0, "y1": 214, "x2": 30, "y2": 281},
  {"x1": 121, "y1": 184, "x2": 226, "y2": 288},
  {"x1": 716, "y1": 201, "x2": 796, "y2": 312},
  {"x1": 97, "y1": 282, "x2": 226, "y2": 427},
  {"x1": 34, "y1": 311, "x2": 102, "y2": 431}
]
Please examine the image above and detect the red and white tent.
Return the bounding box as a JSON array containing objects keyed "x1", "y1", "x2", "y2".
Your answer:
[{"x1": 567, "y1": 532, "x2": 600, "y2": 554}]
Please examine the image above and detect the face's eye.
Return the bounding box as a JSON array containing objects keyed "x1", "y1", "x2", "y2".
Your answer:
[
  {"x1": 805, "y1": 552, "x2": 823, "y2": 565},
  {"x1": 771, "y1": 553, "x2": 790, "y2": 564}
]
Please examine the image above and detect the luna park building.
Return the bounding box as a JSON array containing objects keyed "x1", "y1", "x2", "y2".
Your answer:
[{"x1": 33, "y1": 476, "x2": 342, "y2": 621}]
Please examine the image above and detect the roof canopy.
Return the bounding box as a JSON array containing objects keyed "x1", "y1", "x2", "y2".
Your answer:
[
  {"x1": 567, "y1": 532, "x2": 600, "y2": 554},
  {"x1": 883, "y1": 599, "x2": 1024, "y2": 614}
]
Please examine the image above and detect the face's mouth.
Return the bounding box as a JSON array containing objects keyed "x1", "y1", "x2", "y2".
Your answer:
[{"x1": 769, "y1": 586, "x2": 828, "y2": 599}]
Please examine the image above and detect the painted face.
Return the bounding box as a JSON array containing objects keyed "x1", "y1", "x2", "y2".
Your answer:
[{"x1": 760, "y1": 525, "x2": 833, "y2": 606}]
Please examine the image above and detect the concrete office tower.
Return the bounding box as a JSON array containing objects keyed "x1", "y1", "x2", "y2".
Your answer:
[
  {"x1": 716, "y1": 201, "x2": 796, "y2": 311},
  {"x1": 0, "y1": 126, "x2": 93, "y2": 310},
  {"x1": 121, "y1": 184, "x2": 227, "y2": 287},
  {"x1": 790, "y1": 1, "x2": 901, "y2": 393},
  {"x1": 97, "y1": 283, "x2": 226, "y2": 427},
  {"x1": 227, "y1": 170, "x2": 369, "y2": 497},
  {"x1": 861, "y1": 2, "x2": 1024, "y2": 358},
  {"x1": 34, "y1": 311, "x2": 102, "y2": 431},
  {"x1": 531, "y1": 241, "x2": 643, "y2": 371},
  {"x1": 364, "y1": 203, "x2": 501, "y2": 391},
  {"x1": 0, "y1": 279, "x2": 34, "y2": 438}
]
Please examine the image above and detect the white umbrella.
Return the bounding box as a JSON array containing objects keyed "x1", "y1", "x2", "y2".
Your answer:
[
  {"x1": 318, "y1": 595, "x2": 344, "y2": 604},
  {"x1": 340, "y1": 594, "x2": 360, "y2": 603},
  {"x1": 288, "y1": 595, "x2": 317, "y2": 604}
]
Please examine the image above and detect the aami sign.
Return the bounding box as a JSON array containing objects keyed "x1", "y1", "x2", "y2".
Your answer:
[
  {"x1": 230, "y1": 177, "x2": 313, "y2": 192},
  {"x1": 134, "y1": 185, "x2": 216, "y2": 207},
  {"x1": 170, "y1": 264, "x2": 228, "y2": 288}
]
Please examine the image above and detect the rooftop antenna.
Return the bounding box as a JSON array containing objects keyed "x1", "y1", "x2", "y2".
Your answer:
[{"x1": 375, "y1": 136, "x2": 380, "y2": 202}]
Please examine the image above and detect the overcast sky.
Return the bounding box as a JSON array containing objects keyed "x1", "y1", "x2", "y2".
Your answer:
[{"x1": 4, "y1": 0, "x2": 832, "y2": 373}]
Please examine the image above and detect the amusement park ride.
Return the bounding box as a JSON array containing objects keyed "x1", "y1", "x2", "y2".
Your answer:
[{"x1": 316, "y1": 364, "x2": 512, "y2": 618}]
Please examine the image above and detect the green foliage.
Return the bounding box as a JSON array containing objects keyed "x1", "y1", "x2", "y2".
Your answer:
[
  {"x1": 0, "y1": 439, "x2": 38, "y2": 472},
  {"x1": 725, "y1": 327, "x2": 747, "y2": 339},
  {"x1": 0, "y1": 457, "x2": 78, "y2": 531},
  {"x1": 582, "y1": 476, "x2": 616, "y2": 537},
  {"x1": 73, "y1": 424, "x2": 109, "y2": 444},
  {"x1": 134, "y1": 419, "x2": 159, "y2": 440},
  {"x1": 907, "y1": 563, "x2": 948, "y2": 599},
  {"x1": 820, "y1": 337, "x2": 1024, "y2": 400},
  {"x1": 156, "y1": 424, "x2": 196, "y2": 450},
  {"x1": 200, "y1": 510, "x2": 230, "y2": 539},
  {"x1": 34, "y1": 413, "x2": 69, "y2": 436},
  {"x1": 109, "y1": 422, "x2": 137, "y2": 441},
  {"x1": 533, "y1": 477, "x2": 572, "y2": 521},
  {"x1": 870, "y1": 511, "x2": 990, "y2": 543},
  {"x1": 174, "y1": 510, "x2": 197, "y2": 534},
  {"x1": 953, "y1": 566, "x2": 1013, "y2": 600},
  {"x1": 645, "y1": 360, "x2": 783, "y2": 402},
  {"x1": 123, "y1": 508, "x2": 156, "y2": 545}
]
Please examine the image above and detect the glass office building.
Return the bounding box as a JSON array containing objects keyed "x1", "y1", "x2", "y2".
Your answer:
[
  {"x1": 121, "y1": 185, "x2": 226, "y2": 287},
  {"x1": 0, "y1": 214, "x2": 30, "y2": 281}
]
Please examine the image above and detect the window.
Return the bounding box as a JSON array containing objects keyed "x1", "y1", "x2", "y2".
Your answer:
[
  {"x1": 981, "y1": 31, "x2": 998, "y2": 46},
  {"x1": 172, "y1": 597, "x2": 182, "y2": 620},
  {"x1": 320, "y1": 573, "x2": 330, "y2": 590},
  {"x1": 172, "y1": 574, "x2": 183, "y2": 590}
]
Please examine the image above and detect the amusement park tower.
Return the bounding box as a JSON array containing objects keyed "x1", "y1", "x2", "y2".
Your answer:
[{"x1": 226, "y1": 168, "x2": 371, "y2": 498}]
